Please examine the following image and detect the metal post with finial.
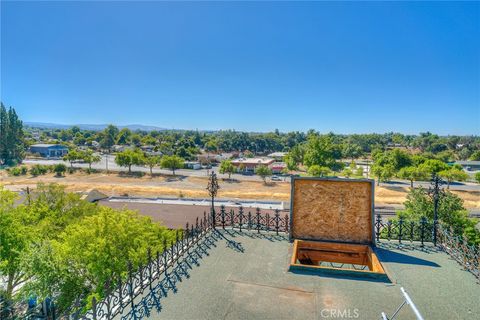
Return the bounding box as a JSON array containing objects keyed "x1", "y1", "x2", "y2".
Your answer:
[
  {"x1": 206, "y1": 172, "x2": 220, "y2": 228},
  {"x1": 428, "y1": 173, "x2": 444, "y2": 246}
]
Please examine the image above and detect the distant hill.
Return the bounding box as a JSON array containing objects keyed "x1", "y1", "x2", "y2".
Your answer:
[{"x1": 25, "y1": 122, "x2": 168, "y2": 132}]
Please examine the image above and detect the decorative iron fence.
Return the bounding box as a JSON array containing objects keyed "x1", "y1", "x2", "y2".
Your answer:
[
  {"x1": 437, "y1": 224, "x2": 480, "y2": 281},
  {"x1": 375, "y1": 214, "x2": 479, "y2": 282},
  {"x1": 214, "y1": 205, "x2": 289, "y2": 234},
  {"x1": 374, "y1": 214, "x2": 435, "y2": 245}
]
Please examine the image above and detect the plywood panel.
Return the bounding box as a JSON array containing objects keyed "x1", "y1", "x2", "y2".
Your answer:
[{"x1": 291, "y1": 178, "x2": 373, "y2": 244}]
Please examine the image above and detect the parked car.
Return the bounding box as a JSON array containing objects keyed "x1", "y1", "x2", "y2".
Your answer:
[{"x1": 271, "y1": 175, "x2": 281, "y2": 181}]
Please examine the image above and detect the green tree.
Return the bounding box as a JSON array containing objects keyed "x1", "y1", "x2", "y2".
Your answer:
[
  {"x1": 307, "y1": 165, "x2": 332, "y2": 177},
  {"x1": 398, "y1": 187, "x2": 479, "y2": 245},
  {"x1": 285, "y1": 145, "x2": 304, "y2": 170},
  {"x1": 115, "y1": 149, "x2": 145, "y2": 173},
  {"x1": 21, "y1": 206, "x2": 174, "y2": 311},
  {"x1": 420, "y1": 159, "x2": 449, "y2": 175},
  {"x1": 81, "y1": 150, "x2": 101, "y2": 170},
  {"x1": 475, "y1": 172, "x2": 480, "y2": 184},
  {"x1": 0, "y1": 103, "x2": 25, "y2": 165},
  {"x1": 468, "y1": 150, "x2": 480, "y2": 161},
  {"x1": 342, "y1": 143, "x2": 362, "y2": 162},
  {"x1": 0, "y1": 188, "x2": 32, "y2": 299},
  {"x1": 100, "y1": 125, "x2": 119, "y2": 151},
  {"x1": 341, "y1": 167, "x2": 353, "y2": 178},
  {"x1": 63, "y1": 149, "x2": 81, "y2": 168},
  {"x1": 439, "y1": 167, "x2": 468, "y2": 189},
  {"x1": 53, "y1": 163, "x2": 67, "y2": 177},
  {"x1": 160, "y1": 155, "x2": 184, "y2": 176},
  {"x1": 116, "y1": 128, "x2": 132, "y2": 145},
  {"x1": 303, "y1": 135, "x2": 337, "y2": 169},
  {"x1": 371, "y1": 163, "x2": 395, "y2": 185},
  {"x1": 256, "y1": 165, "x2": 272, "y2": 184},
  {"x1": 144, "y1": 155, "x2": 161, "y2": 176},
  {"x1": 398, "y1": 166, "x2": 430, "y2": 188},
  {"x1": 219, "y1": 160, "x2": 235, "y2": 179}
]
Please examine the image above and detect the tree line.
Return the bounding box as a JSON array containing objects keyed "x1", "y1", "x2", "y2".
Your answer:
[
  {"x1": 0, "y1": 103, "x2": 24, "y2": 166},
  {"x1": 25, "y1": 123, "x2": 480, "y2": 162}
]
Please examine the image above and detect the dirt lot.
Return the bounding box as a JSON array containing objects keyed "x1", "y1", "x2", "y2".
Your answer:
[{"x1": 1, "y1": 170, "x2": 479, "y2": 209}]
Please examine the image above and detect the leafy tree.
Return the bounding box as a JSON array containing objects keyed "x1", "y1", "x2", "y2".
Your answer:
[
  {"x1": 285, "y1": 145, "x2": 304, "y2": 170},
  {"x1": 256, "y1": 165, "x2": 272, "y2": 183},
  {"x1": 420, "y1": 159, "x2": 449, "y2": 175},
  {"x1": 371, "y1": 163, "x2": 395, "y2": 185},
  {"x1": 0, "y1": 188, "x2": 32, "y2": 299},
  {"x1": 398, "y1": 187, "x2": 479, "y2": 245},
  {"x1": 53, "y1": 163, "x2": 67, "y2": 177},
  {"x1": 341, "y1": 167, "x2": 353, "y2": 178},
  {"x1": 219, "y1": 160, "x2": 235, "y2": 179},
  {"x1": 469, "y1": 150, "x2": 480, "y2": 161},
  {"x1": 397, "y1": 166, "x2": 430, "y2": 188},
  {"x1": 100, "y1": 125, "x2": 119, "y2": 151},
  {"x1": 439, "y1": 167, "x2": 468, "y2": 189},
  {"x1": 81, "y1": 150, "x2": 101, "y2": 170},
  {"x1": 116, "y1": 128, "x2": 132, "y2": 145},
  {"x1": 22, "y1": 206, "x2": 174, "y2": 311},
  {"x1": 160, "y1": 155, "x2": 184, "y2": 176},
  {"x1": 63, "y1": 149, "x2": 81, "y2": 168},
  {"x1": 144, "y1": 155, "x2": 161, "y2": 176},
  {"x1": 475, "y1": 172, "x2": 480, "y2": 184},
  {"x1": 307, "y1": 165, "x2": 332, "y2": 177},
  {"x1": 0, "y1": 103, "x2": 25, "y2": 165},
  {"x1": 115, "y1": 149, "x2": 145, "y2": 173},
  {"x1": 342, "y1": 143, "x2": 362, "y2": 162},
  {"x1": 303, "y1": 135, "x2": 338, "y2": 169}
]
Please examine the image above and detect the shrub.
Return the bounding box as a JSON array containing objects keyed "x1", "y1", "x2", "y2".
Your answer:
[
  {"x1": 29, "y1": 164, "x2": 49, "y2": 176},
  {"x1": 53, "y1": 164, "x2": 67, "y2": 177},
  {"x1": 7, "y1": 166, "x2": 27, "y2": 176}
]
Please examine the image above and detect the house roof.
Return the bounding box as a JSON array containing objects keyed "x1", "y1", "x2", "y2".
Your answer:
[
  {"x1": 268, "y1": 152, "x2": 287, "y2": 158},
  {"x1": 30, "y1": 143, "x2": 67, "y2": 148},
  {"x1": 231, "y1": 158, "x2": 275, "y2": 165},
  {"x1": 120, "y1": 230, "x2": 480, "y2": 320}
]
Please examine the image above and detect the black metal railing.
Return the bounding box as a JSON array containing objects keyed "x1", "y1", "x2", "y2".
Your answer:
[
  {"x1": 374, "y1": 214, "x2": 435, "y2": 245},
  {"x1": 214, "y1": 205, "x2": 289, "y2": 234},
  {"x1": 437, "y1": 224, "x2": 479, "y2": 281},
  {"x1": 375, "y1": 214, "x2": 479, "y2": 282}
]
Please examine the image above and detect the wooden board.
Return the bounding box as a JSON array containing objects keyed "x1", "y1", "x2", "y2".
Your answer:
[{"x1": 290, "y1": 177, "x2": 374, "y2": 244}]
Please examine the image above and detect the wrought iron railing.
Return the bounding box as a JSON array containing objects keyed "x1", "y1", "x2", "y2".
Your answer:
[
  {"x1": 374, "y1": 214, "x2": 435, "y2": 245},
  {"x1": 437, "y1": 224, "x2": 480, "y2": 281},
  {"x1": 214, "y1": 205, "x2": 289, "y2": 234},
  {"x1": 375, "y1": 214, "x2": 479, "y2": 282}
]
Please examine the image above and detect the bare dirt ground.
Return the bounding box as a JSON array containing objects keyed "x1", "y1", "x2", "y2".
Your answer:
[{"x1": 1, "y1": 170, "x2": 479, "y2": 209}]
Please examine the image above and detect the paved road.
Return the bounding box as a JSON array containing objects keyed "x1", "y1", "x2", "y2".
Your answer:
[{"x1": 23, "y1": 157, "x2": 480, "y2": 191}]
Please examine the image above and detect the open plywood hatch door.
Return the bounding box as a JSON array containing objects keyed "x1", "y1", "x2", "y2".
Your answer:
[{"x1": 288, "y1": 177, "x2": 388, "y2": 280}]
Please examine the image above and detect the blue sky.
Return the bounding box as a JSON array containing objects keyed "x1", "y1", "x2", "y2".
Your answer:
[{"x1": 1, "y1": 1, "x2": 479, "y2": 134}]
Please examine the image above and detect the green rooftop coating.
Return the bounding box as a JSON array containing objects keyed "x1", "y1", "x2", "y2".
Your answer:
[{"x1": 126, "y1": 230, "x2": 479, "y2": 320}]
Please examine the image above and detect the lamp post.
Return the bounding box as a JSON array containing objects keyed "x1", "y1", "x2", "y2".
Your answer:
[
  {"x1": 428, "y1": 173, "x2": 444, "y2": 246},
  {"x1": 206, "y1": 172, "x2": 220, "y2": 228}
]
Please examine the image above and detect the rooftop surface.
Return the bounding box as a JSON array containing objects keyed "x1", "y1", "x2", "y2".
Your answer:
[{"x1": 124, "y1": 230, "x2": 480, "y2": 320}]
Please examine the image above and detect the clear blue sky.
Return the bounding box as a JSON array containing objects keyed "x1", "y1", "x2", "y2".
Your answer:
[{"x1": 1, "y1": 1, "x2": 479, "y2": 134}]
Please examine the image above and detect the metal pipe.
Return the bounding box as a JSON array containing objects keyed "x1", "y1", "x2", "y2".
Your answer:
[{"x1": 401, "y1": 287, "x2": 424, "y2": 320}]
